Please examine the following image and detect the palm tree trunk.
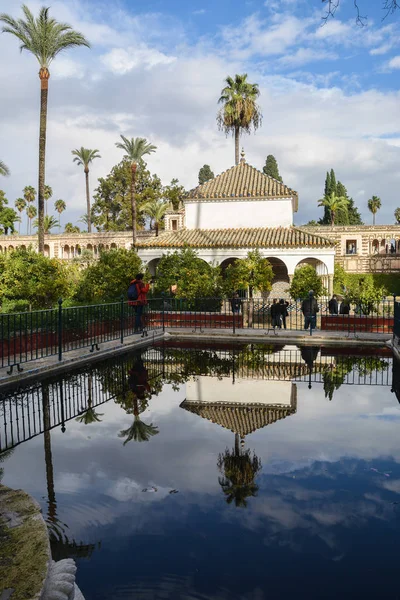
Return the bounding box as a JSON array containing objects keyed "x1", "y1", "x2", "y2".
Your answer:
[
  {"x1": 38, "y1": 70, "x2": 49, "y2": 255},
  {"x1": 131, "y1": 162, "x2": 137, "y2": 246},
  {"x1": 85, "y1": 167, "x2": 92, "y2": 233},
  {"x1": 235, "y1": 126, "x2": 240, "y2": 166},
  {"x1": 155, "y1": 221, "x2": 159, "y2": 237},
  {"x1": 235, "y1": 433, "x2": 240, "y2": 456},
  {"x1": 373, "y1": 212, "x2": 376, "y2": 226},
  {"x1": 42, "y1": 383, "x2": 56, "y2": 522},
  {"x1": 331, "y1": 211, "x2": 335, "y2": 226}
]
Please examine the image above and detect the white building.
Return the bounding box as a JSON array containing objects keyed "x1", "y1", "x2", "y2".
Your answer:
[{"x1": 137, "y1": 152, "x2": 335, "y2": 295}]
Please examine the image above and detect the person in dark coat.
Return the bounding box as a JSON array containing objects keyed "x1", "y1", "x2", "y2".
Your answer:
[
  {"x1": 301, "y1": 290, "x2": 319, "y2": 330},
  {"x1": 230, "y1": 292, "x2": 242, "y2": 314},
  {"x1": 328, "y1": 295, "x2": 338, "y2": 315},
  {"x1": 279, "y1": 299, "x2": 289, "y2": 329},
  {"x1": 339, "y1": 300, "x2": 350, "y2": 315},
  {"x1": 270, "y1": 299, "x2": 281, "y2": 329}
]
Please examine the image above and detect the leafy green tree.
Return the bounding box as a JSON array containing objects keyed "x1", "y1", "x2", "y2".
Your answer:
[
  {"x1": 368, "y1": 195, "x2": 381, "y2": 225},
  {"x1": 64, "y1": 222, "x2": 80, "y2": 233},
  {"x1": 74, "y1": 248, "x2": 143, "y2": 302},
  {"x1": 304, "y1": 220, "x2": 319, "y2": 226},
  {"x1": 26, "y1": 203, "x2": 37, "y2": 234},
  {"x1": 0, "y1": 247, "x2": 71, "y2": 309},
  {"x1": 333, "y1": 263, "x2": 347, "y2": 294},
  {"x1": 198, "y1": 165, "x2": 215, "y2": 185},
  {"x1": 140, "y1": 199, "x2": 169, "y2": 236},
  {"x1": 262, "y1": 155, "x2": 282, "y2": 181},
  {"x1": 320, "y1": 169, "x2": 338, "y2": 224},
  {"x1": 395, "y1": 208, "x2": 400, "y2": 224},
  {"x1": 155, "y1": 248, "x2": 223, "y2": 301},
  {"x1": 217, "y1": 434, "x2": 262, "y2": 508},
  {"x1": 347, "y1": 274, "x2": 386, "y2": 315},
  {"x1": 318, "y1": 191, "x2": 348, "y2": 225},
  {"x1": 34, "y1": 214, "x2": 58, "y2": 233},
  {"x1": 15, "y1": 197, "x2": 27, "y2": 233},
  {"x1": 92, "y1": 159, "x2": 162, "y2": 232},
  {"x1": 54, "y1": 199, "x2": 66, "y2": 231},
  {"x1": 289, "y1": 264, "x2": 325, "y2": 299},
  {"x1": 0, "y1": 160, "x2": 10, "y2": 176},
  {"x1": 44, "y1": 184, "x2": 52, "y2": 216},
  {"x1": 336, "y1": 181, "x2": 363, "y2": 225},
  {"x1": 115, "y1": 136, "x2": 157, "y2": 245},
  {"x1": 0, "y1": 6, "x2": 90, "y2": 254},
  {"x1": 163, "y1": 178, "x2": 186, "y2": 210},
  {"x1": 217, "y1": 74, "x2": 262, "y2": 166},
  {"x1": 224, "y1": 250, "x2": 273, "y2": 298},
  {"x1": 0, "y1": 206, "x2": 19, "y2": 234},
  {"x1": 72, "y1": 147, "x2": 101, "y2": 233}
]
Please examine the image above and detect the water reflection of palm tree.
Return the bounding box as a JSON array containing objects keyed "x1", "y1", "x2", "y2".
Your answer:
[
  {"x1": 76, "y1": 374, "x2": 104, "y2": 424},
  {"x1": 217, "y1": 433, "x2": 262, "y2": 508},
  {"x1": 0, "y1": 448, "x2": 14, "y2": 482},
  {"x1": 119, "y1": 396, "x2": 159, "y2": 445}
]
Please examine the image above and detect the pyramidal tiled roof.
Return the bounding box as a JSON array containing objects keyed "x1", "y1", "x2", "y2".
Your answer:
[
  {"x1": 136, "y1": 226, "x2": 334, "y2": 249},
  {"x1": 180, "y1": 401, "x2": 297, "y2": 437},
  {"x1": 187, "y1": 160, "x2": 297, "y2": 201}
]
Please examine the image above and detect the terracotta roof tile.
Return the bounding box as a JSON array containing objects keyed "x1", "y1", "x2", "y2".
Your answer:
[
  {"x1": 187, "y1": 161, "x2": 297, "y2": 202},
  {"x1": 136, "y1": 227, "x2": 334, "y2": 249}
]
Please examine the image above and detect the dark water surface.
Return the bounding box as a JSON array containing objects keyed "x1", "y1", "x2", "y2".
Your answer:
[{"x1": 2, "y1": 342, "x2": 400, "y2": 600}]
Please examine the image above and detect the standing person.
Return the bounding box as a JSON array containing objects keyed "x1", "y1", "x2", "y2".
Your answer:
[
  {"x1": 301, "y1": 290, "x2": 319, "y2": 330},
  {"x1": 270, "y1": 299, "x2": 281, "y2": 329},
  {"x1": 231, "y1": 291, "x2": 242, "y2": 314},
  {"x1": 339, "y1": 299, "x2": 350, "y2": 315},
  {"x1": 128, "y1": 273, "x2": 150, "y2": 333},
  {"x1": 279, "y1": 299, "x2": 289, "y2": 330},
  {"x1": 328, "y1": 295, "x2": 338, "y2": 315}
]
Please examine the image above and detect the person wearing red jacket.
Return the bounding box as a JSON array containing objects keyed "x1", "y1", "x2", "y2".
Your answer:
[{"x1": 128, "y1": 273, "x2": 150, "y2": 332}]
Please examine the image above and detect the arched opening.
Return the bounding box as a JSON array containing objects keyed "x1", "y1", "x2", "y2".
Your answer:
[
  {"x1": 371, "y1": 239, "x2": 379, "y2": 254},
  {"x1": 76, "y1": 245, "x2": 81, "y2": 256},
  {"x1": 0, "y1": 245, "x2": 2, "y2": 253},
  {"x1": 20, "y1": 245, "x2": 26, "y2": 251},
  {"x1": 296, "y1": 257, "x2": 328, "y2": 276},
  {"x1": 87, "y1": 243, "x2": 93, "y2": 251},
  {"x1": 8, "y1": 245, "x2": 14, "y2": 252},
  {"x1": 147, "y1": 258, "x2": 160, "y2": 277},
  {"x1": 265, "y1": 257, "x2": 290, "y2": 299},
  {"x1": 44, "y1": 244, "x2": 50, "y2": 257},
  {"x1": 110, "y1": 243, "x2": 117, "y2": 249},
  {"x1": 220, "y1": 257, "x2": 239, "y2": 272},
  {"x1": 390, "y1": 238, "x2": 396, "y2": 255},
  {"x1": 63, "y1": 245, "x2": 70, "y2": 259},
  {"x1": 381, "y1": 239, "x2": 387, "y2": 253}
]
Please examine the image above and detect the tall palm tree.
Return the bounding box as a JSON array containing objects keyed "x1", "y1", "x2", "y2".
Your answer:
[
  {"x1": 368, "y1": 195, "x2": 381, "y2": 226},
  {"x1": 217, "y1": 74, "x2": 262, "y2": 166},
  {"x1": 34, "y1": 214, "x2": 58, "y2": 234},
  {"x1": 318, "y1": 192, "x2": 348, "y2": 226},
  {"x1": 217, "y1": 434, "x2": 262, "y2": 508},
  {"x1": 15, "y1": 197, "x2": 27, "y2": 233},
  {"x1": 71, "y1": 147, "x2": 101, "y2": 233},
  {"x1": 115, "y1": 136, "x2": 157, "y2": 245},
  {"x1": 54, "y1": 199, "x2": 66, "y2": 231},
  {"x1": 0, "y1": 5, "x2": 90, "y2": 254},
  {"x1": 76, "y1": 375, "x2": 103, "y2": 424},
  {"x1": 23, "y1": 185, "x2": 36, "y2": 205},
  {"x1": 0, "y1": 160, "x2": 10, "y2": 176},
  {"x1": 26, "y1": 204, "x2": 37, "y2": 234},
  {"x1": 140, "y1": 199, "x2": 169, "y2": 236},
  {"x1": 44, "y1": 184, "x2": 53, "y2": 216}
]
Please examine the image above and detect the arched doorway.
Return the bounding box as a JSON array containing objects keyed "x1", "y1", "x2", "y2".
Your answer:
[
  {"x1": 147, "y1": 258, "x2": 160, "y2": 277},
  {"x1": 44, "y1": 244, "x2": 50, "y2": 257},
  {"x1": 265, "y1": 257, "x2": 290, "y2": 299},
  {"x1": 371, "y1": 239, "x2": 379, "y2": 254}
]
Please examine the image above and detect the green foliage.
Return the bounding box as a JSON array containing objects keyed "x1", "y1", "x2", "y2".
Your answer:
[
  {"x1": 368, "y1": 195, "x2": 381, "y2": 225},
  {"x1": 346, "y1": 275, "x2": 387, "y2": 315},
  {"x1": 224, "y1": 250, "x2": 273, "y2": 297},
  {"x1": 33, "y1": 214, "x2": 58, "y2": 233},
  {"x1": 154, "y1": 248, "x2": 223, "y2": 301},
  {"x1": 262, "y1": 155, "x2": 282, "y2": 181},
  {"x1": 395, "y1": 208, "x2": 400, "y2": 224},
  {"x1": 92, "y1": 158, "x2": 162, "y2": 231},
  {"x1": 217, "y1": 73, "x2": 262, "y2": 136},
  {"x1": 318, "y1": 191, "x2": 348, "y2": 226},
  {"x1": 334, "y1": 269, "x2": 395, "y2": 301},
  {"x1": 320, "y1": 171, "x2": 362, "y2": 225},
  {"x1": 74, "y1": 248, "x2": 143, "y2": 303},
  {"x1": 64, "y1": 222, "x2": 80, "y2": 233},
  {"x1": 140, "y1": 198, "x2": 169, "y2": 234},
  {"x1": 333, "y1": 264, "x2": 346, "y2": 294},
  {"x1": 0, "y1": 248, "x2": 71, "y2": 310},
  {"x1": 198, "y1": 165, "x2": 215, "y2": 185},
  {"x1": 163, "y1": 178, "x2": 186, "y2": 210},
  {"x1": 0, "y1": 160, "x2": 10, "y2": 176},
  {"x1": 289, "y1": 264, "x2": 325, "y2": 299}
]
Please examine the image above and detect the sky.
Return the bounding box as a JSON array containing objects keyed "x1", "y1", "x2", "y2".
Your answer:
[{"x1": 1, "y1": 0, "x2": 400, "y2": 229}]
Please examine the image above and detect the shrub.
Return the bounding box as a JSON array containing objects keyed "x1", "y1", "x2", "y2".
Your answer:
[{"x1": 288, "y1": 264, "x2": 325, "y2": 299}]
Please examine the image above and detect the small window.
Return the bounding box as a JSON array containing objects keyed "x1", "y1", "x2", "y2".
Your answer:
[
  {"x1": 172, "y1": 219, "x2": 178, "y2": 231},
  {"x1": 346, "y1": 240, "x2": 357, "y2": 255}
]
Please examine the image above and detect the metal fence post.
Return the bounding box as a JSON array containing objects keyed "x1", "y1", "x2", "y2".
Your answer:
[
  {"x1": 58, "y1": 298, "x2": 63, "y2": 361},
  {"x1": 162, "y1": 292, "x2": 165, "y2": 333},
  {"x1": 120, "y1": 295, "x2": 124, "y2": 344}
]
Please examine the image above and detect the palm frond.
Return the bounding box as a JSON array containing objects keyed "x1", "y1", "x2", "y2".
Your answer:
[
  {"x1": 115, "y1": 135, "x2": 157, "y2": 162},
  {"x1": 0, "y1": 160, "x2": 10, "y2": 176}
]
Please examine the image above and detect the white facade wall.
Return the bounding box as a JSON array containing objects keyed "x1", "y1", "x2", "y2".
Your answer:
[
  {"x1": 186, "y1": 377, "x2": 293, "y2": 405},
  {"x1": 185, "y1": 198, "x2": 294, "y2": 229}
]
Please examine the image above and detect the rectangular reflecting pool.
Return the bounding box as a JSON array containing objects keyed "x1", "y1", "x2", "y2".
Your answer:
[{"x1": 1, "y1": 342, "x2": 400, "y2": 599}]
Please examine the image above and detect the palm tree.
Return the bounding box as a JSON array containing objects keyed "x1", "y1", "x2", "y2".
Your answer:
[
  {"x1": 140, "y1": 199, "x2": 169, "y2": 236},
  {"x1": 217, "y1": 74, "x2": 262, "y2": 166},
  {"x1": 0, "y1": 5, "x2": 90, "y2": 254},
  {"x1": 15, "y1": 197, "x2": 27, "y2": 233},
  {"x1": 26, "y1": 204, "x2": 37, "y2": 234},
  {"x1": 76, "y1": 375, "x2": 103, "y2": 424},
  {"x1": 368, "y1": 195, "x2": 381, "y2": 225},
  {"x1": 395, "y1": 208, "x2": 400, "y2": 224},
  {"x1": 0, "y1": 160, "x2": 10, "y2": 176},
  {"x1": 44, "y1": 184, "x2": 53, "y2": 216},
  {"x1": 118, "y1": 396, "x2": 159, "y2": 445},
  {"x1": 71, "y1": 148, "x2": 101, "y2": 233},
  {"x1": 217, "y1": 434, "x2": 262, "y2": 508},
  {"x1": 23, "y1": 185, "x2": 36, "y2": 205},
  {"x1": 115, "y1": 136, "x2": 157, "y2": 245},
  {"x1": 64, "y1": 222, "x2": 80, "y2": 234},
  {"x1": 34, "y1": 214, "x2": 58, "y2": 234},
  {"x1": 318, "y1": 191, "x2": 348, "y2": 226},
  {"x1": 54, "y1": 199, "x2": 66, "y2": 231}
]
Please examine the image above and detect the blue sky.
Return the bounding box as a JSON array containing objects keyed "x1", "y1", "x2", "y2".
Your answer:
[{"x1": 1, "y1": 0, "x2": 400, "y2": 229}]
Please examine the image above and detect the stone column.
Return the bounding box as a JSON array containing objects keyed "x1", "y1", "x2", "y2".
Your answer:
[{"x1": 328, "y1": 274, "x2": 334, "y2": 297}]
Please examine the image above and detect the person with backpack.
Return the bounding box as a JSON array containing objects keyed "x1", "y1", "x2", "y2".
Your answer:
[{"x1": 128, "y1": 273, "x2": 150, "y2": 333}]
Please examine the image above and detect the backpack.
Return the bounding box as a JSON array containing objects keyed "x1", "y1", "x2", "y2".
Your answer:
[{"x1": 127, "y1": 281, "x2": 139, "y2": 301}]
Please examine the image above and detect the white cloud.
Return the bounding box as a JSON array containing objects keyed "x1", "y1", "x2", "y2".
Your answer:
[
  {"x1": 101, "y1": 46, "x2": 176, "y2": 75},
  {"x1": 370, "y1": 43, "x2": 393, "y2": 55},
  {"x1": 193, "y1": 9, "x2": 206, "y2": 15},
  {"x1": 278, "y1": 48, "x2": 338, "y2": 67},
  {"x1": 385, "y1": 55, "x2": 400, "y2": 70}
]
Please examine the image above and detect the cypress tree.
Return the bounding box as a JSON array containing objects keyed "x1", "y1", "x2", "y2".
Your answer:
[
  {"x1": 198, "y1": 165, "x2": 215, "y2": 185},
  {"x1": 263, "y1": 155, "x2": 282, "y2": 181},
  {"x1": 329, "y1": 168, "x2": 337, "y2": 195},
  {"x1": 324, "y1": 171, "x2": 331, "y2": 197}
]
